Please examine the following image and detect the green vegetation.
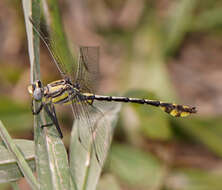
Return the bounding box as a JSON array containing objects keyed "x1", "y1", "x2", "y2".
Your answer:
[{"x1": 1, "y1": 0, "x2": 222, "y2": 189}]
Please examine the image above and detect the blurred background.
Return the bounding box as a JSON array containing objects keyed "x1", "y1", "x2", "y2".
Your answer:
[{"x1": 1, "y1": 0, "x2": 222, "y2": 189}]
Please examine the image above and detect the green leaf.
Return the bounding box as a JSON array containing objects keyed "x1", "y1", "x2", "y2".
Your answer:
[
  {"x1": 70, "y1": 102, "x2": 121, "y2": 190},
  {"x1": 173, "y1": 117, "x2": 222, "y2": 157},
  {"x1": 23, "y1": 0, "x2": 41, "y2": 82},
  {"x1": 23, "y1": 0, "x2": 72, "y2": 189},
  {"x1": 0, "y1": 139, "x2": 35, "y2": 183},
  {"x1": 0, "y1": 121, "x2": 38, "y2": 189},
  {"x1": 109, "y1": 144, "x2": 165, "y2": 189},
  {"x1": 36, "y1": 134, "x2": 71, "y2": 189},
  {"x1": 43, "y1": 0, "x2": 77, "y2": 75}
]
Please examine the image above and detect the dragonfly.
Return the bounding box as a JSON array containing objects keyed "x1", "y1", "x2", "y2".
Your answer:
[{"x1": 28, "y1": 18, "x2": 197, "y2": 164}]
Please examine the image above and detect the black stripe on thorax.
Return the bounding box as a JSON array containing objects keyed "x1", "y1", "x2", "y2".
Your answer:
[
  {"x1": 55, "y1": 92, "x2": 84, "y2": 104},
  {"x1": 49, "y1": 79, "x2": 66, "y2": 87},
  {"x1": 45, "y1": 87, "x2": 66, "y2": 99},
  {"x1": 45, "y1": 82, "x2": 75, "y2": 99},
  {"x1": 54, "y1": 95, "x2": 70, "y2": 104}
]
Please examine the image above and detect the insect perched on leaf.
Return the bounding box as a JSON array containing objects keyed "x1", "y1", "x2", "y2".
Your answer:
[{"x1": 28, "y1": 18, "x2": 197, "y2": 164}]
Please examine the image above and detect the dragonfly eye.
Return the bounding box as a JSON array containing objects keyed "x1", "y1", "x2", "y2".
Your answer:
[
  {"x1": 28, "y1": 80, "x2": 43, "y2": 100},
  {"x1": 32, "y1": 80, "x2": 43, "y2": 101},
  {"x1": 33, "y1": 87, "x2": 43, "y2": 101}
]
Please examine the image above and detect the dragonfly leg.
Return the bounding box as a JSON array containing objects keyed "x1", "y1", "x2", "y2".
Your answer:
[
  {"x1": 43, "y1": 104, "x2": 63, "y2": 138},
  {"x1": 41, "y1": 123, "x2": 53, "y2": 128},
  {"x1": 31, "y1": 100, "x2": 43, "y2": 115}
]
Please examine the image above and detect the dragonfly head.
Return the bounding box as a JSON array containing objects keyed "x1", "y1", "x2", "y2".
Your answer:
[{"x1": 28, "y1": 80, "x2": 43, "y2": 101}]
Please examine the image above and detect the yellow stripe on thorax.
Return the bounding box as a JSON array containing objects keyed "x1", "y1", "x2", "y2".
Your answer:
[
  {"x1": 52, "y1": 91, "x2": 69, "y2": 104},
  {"x1": 46, "y1": 84, "x2": 68, "y2": 104},
  {"x1": 48, "y1": 84, "x2": 65, "y2": 93}
]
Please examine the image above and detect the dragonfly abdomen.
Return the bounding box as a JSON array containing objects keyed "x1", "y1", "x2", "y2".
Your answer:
[
  {"x1": 93, "y1": 95, "x2": 160, "y2": 105},
  {"x1": 91, "y1": 95, "x2": 196, "y2": 117},
  {"x1": 159, "y1": 103, "x2": 196, "y2": 117}
]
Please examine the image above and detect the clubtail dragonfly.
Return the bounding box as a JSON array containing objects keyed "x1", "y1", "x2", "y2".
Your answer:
[{"x1": 28, "y1": 18, "x2": 197, "y2": 164}]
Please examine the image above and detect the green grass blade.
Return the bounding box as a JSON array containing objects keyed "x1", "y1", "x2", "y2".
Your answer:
[
  {"x1": 23, "y1": 0, "x2": 41, "y2": 82},
  {"x1": 173, "y1": 117, "x2": 222, "y2": 157},
  {"x1": 0, "y1": 121, "x2": 38, "y2": 189},
  {"x1": 0, "y1": 139, "x2": 35, "y2": 184},
  {"x1": 109, "y1": 144, "x2": 165, "y2": 189},
  {"x1": 70, "y1": 103, "x2": 121, "y2": 190},
  {"x1": 23, "y1": 0, "x2": 71, "y2": 189},
  {"x1": 38, "y1": 135, "x2": 71, "y2": 190},
  {"x1": 43, "y1": 0, "x2": 77, "y2": 76}
]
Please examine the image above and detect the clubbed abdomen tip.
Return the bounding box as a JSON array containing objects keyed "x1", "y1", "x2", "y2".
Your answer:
[{"x1": 160, "y1": 103, "x2": 197, "y2": 117}]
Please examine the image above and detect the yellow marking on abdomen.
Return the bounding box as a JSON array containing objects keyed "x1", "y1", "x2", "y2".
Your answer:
[
  {"x1": 170, "y1": 109, "x2": 179, "y2": 117},
  {"x1": 160, "y1": 104, "x2": 192, "y2": 117},
  {"x1": 180, "y1": 112, "x2": 191, "y2": 117}
]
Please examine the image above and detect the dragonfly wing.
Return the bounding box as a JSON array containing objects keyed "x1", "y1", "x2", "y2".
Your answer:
[
  {"x1": 74, "y1": 46, "x2": 100, "y2": 93},
  {"x1": 70, "y1": 96, "x2": 92, "y2": 150},
  {"x1": 30, "y1": 19, "x2": 100, "y2": 92},
  {"x1": 69, "y1": 94, "x2": 113, "y2": 165},
  {"x1": 29, "y1": 18, "x2": 75, "y2": 80}
]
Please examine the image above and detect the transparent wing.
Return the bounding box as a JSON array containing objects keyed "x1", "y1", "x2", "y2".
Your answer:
[
  {"x1": 74, "y1": 46, "x2": 100, "y2": 93},
  {"x1": 30, "y1": 18, "x2": 100, "y2": 91},
  {"x1": 70, "y1": 99, "x2": 121, "y2": 190},
  {"x1": 29, "y1": 18, "x2": 75, "y2": 80},
  {"x1": 70, "y1": 94, "x2": 113, "y2": 165}
]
